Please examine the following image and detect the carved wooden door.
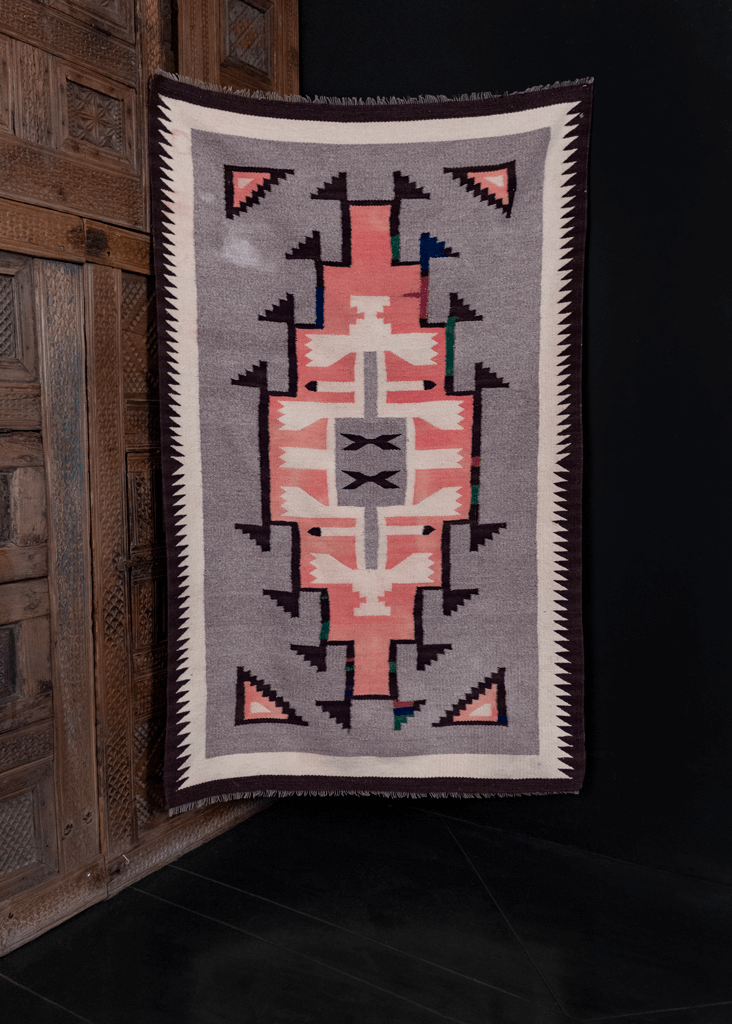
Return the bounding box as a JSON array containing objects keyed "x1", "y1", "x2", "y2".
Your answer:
[{"x1": 0, "y1": 0, "x2": 297, "y2": 955}]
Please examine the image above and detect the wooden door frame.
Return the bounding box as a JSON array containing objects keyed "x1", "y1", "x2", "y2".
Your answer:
[{"x1": 0, "y1": 0, "x2": 298, "y2": 955}]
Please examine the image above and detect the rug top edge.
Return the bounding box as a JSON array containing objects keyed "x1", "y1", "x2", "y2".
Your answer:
[{"x1": 152, "y1": 71, "x2": 594, "y2": 117}]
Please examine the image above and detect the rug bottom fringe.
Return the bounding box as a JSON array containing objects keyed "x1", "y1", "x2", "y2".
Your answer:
[{"x1": 168, "y1": 787, "x2": 580, "y2": 814}]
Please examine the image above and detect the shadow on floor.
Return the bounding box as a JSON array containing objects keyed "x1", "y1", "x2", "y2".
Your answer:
[{"x1": 1, "y1": 797, "x2": 731, "y2": 1023}]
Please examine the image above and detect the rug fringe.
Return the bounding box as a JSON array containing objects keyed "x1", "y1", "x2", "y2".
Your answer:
[
  {"x1": 155, "y1": 70, "x2": 593, "y2": 106},
  {"x1": 168, "y1": 787, "x2": 580, "y2": 813}
]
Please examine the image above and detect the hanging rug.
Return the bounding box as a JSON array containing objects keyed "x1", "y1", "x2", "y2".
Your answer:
[{"x1": 149, "y1": 75, "x2": 591, "y2": 807}]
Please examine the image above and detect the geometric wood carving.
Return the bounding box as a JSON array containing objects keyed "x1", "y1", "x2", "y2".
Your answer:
[
  {"x1": 12, "y1": 40, "x2": 55, "y2": 149},
  {"x1": 126, "y1": 452, "x2": 164, "y2": 553},
  {"x1": 59, "y1": 65, "x2": 135, "y2": 169},
  {"x1": 0, "y1": 253, "x2": 37, "y2": 383},
  {"x1": 0, "y1": 615, "x2": 52, "y2": 727},
  {"x1": 0, "y1": 759, "x2": 58, "y2": 901},
  {"x1": 0, "y1": 274, "x2": 18, "y2": 357},
  {"x1": 121, "y1": 273, "x2": 157, "y2": 394},
  {"x1": 177, "y1": 0, "x2": 299, "y2": 97},
  {"x1": 67, "y1": 81, "x2": 124, "y2": 152},
  {"x1": 48, "y1": 0, "x2": 135, "y2": 46},
  {"x1": 0, "y1": 1, "x2": 138, "y2": 85},
  {"x1": 0, "y1": 789, "x2": 36, "y2": 876},
  {"x1": 85, "y1": 263, "x2": 134, "y2": 857},
  {"x1": 0, "y1": 719, "x2": 54, "y2": 773},
  {"x1": 0, "y1": 35, "x2": 11, "y2": 133},
  {"x1": 225, "y1": 0, "x2": 272, "y2": 79},
  {"x1": 133, "y1": 714, "x2": 166, "y2": 830}
]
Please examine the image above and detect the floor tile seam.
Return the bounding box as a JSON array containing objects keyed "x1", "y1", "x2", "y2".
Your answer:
[
  {"x1": 441, "y1": 818, "x2": 571, "y2": 1016},
  {"x1": 425, "y1": 811, "x2": 732, "y2": 892},
  {"x1": 130, "y1": 884, "x2": 474, "y2": 1024},
  {"x1": 0, "y1": 969, "x2": 97, "y2": 1024},
  {"x1": 585, "y1": 998, "x2": 732, "y2": 1021},
  {"x1": 167, "y1": 862, "x2": 545, "y2": 1006}
]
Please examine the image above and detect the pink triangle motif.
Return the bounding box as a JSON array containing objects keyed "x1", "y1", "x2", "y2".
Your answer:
[
  {"x1": 452, "y1": 690, "x2": 498, "y2": 723},
  {"x1": 444, "y1": 163, "x2": 516, "y2": 217},
  {"x1": 235, "y1": 669, "x2": 308, "y2": 726},
  {"x1": 466, "y1": 170, "x2": 509, "y2": 208},
  {"x1": 225, "y1": 166, "x2": 293, "y2": 218},
  {"x1": 232, "y1": 172, "x2": 272, "y2": 207},
  {"x1": 242, "y1": 679, "x2": 290, "y2": 721}
]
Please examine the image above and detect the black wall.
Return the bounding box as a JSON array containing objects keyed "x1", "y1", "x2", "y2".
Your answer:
[{"x1": 299, "y1": 0, "x2": 732, "y2": 885}]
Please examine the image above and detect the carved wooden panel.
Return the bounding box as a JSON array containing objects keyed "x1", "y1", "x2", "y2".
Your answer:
[
  {"x1": 0, "y1": 11, "x2": 144, "y2": 229},
  {"x1": 0, "y1": 1, "x2": 138, "y2": 86},
  {"x1": 0, "y1": 133, "x2": 144, "y2": 229},
  {"x1": 126, "y1": 453, "x2": 164, "y2": 554},
  {"x1": 0, "y1": 253, "x2": 38, "y2": 383},
  {"x1": 67, "y1": 80, "x2": 124, "y2": 151},
  {"x1": 85, "y1": 263, "x2": 134, "y2": 856},
  {"x1": 0, "y1": 760, "x2": 57, "y2": 901},
  {"x1": 133, "y1": 714, "x2": 165, "y2": 828},
  {"x1": 36, "y1": 259, "x2": 98, "y2": 872},
  {"x1": 0, "y1": 616, "x2": 52, "y2": 728},
  {"x1": 0, "y1": 719, "x2": 53, "y2": 773},
  {"x1": 0, "y1": 621, "x2": 16, "y2": 701},
  {"x1": 11, "y1": 39, "x2": 57, "y2": 148},
  {"x1": 121, "y1": 272, "x2": 158, "y2": 394},
  {"x1": 58, "y1": 63, "x2": 136, "y2": 170},
  {"x1": 120, "y1": 272, "x2": 169, "y2": 840},
  {"x1": 0, "y1": 198, "x2": 150, "y2": 273},
  {"x1": 6, "y1": 468, "x2": 47, "y2": 546},
  {"x1": 0, "y1": 243, "x2": 53, "y2": 851},
  {"x1": 130, "y1": 568, "x2": 165, "y2": 661},
  {"x1": 225, "y1": 0, "x2": 272, "y2": 80},
  {"x1": 49, "y1": 0, "x2": 136, "y2": 45},
  {"x1": 0, "y1": 855, "x2": 107, "y2": 955},
  {"x1": 178, "y1": 0, "x2": 299, "y2": 96},
  {"x1": 0, "y1": 34, "x2": 11, "y2": 133}
]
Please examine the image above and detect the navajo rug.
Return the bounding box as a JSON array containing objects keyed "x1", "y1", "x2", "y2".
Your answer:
[{"x1": 150, "y1": 76, "x2": 591, "y2": 807}]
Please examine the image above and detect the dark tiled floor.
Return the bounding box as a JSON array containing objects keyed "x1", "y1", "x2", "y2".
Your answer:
[{"x1": 1, "y1": 798, "x2": 730, "y2": 1023}]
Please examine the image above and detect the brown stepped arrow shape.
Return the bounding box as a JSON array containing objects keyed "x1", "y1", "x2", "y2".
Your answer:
[
  {"x1": 311, "y1": 172, "x2": 348, "y2": 201},
  {"x1": 393, "y1": 170, "x2": 431, "y2": 199},
  {"x1": 286, "y1": 232, "x2": 322, "y2": 261},
  {"x1": 316, "y1": 700, "x2": 351, "y2": 730},
  {"x1": 291, "y1": 644, "x2": 327, "y2": 672}
]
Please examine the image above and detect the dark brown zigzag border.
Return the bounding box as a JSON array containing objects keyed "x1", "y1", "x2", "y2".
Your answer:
[{"x1": 149, "y1": 75, "x2": 591, "y2": 808}]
